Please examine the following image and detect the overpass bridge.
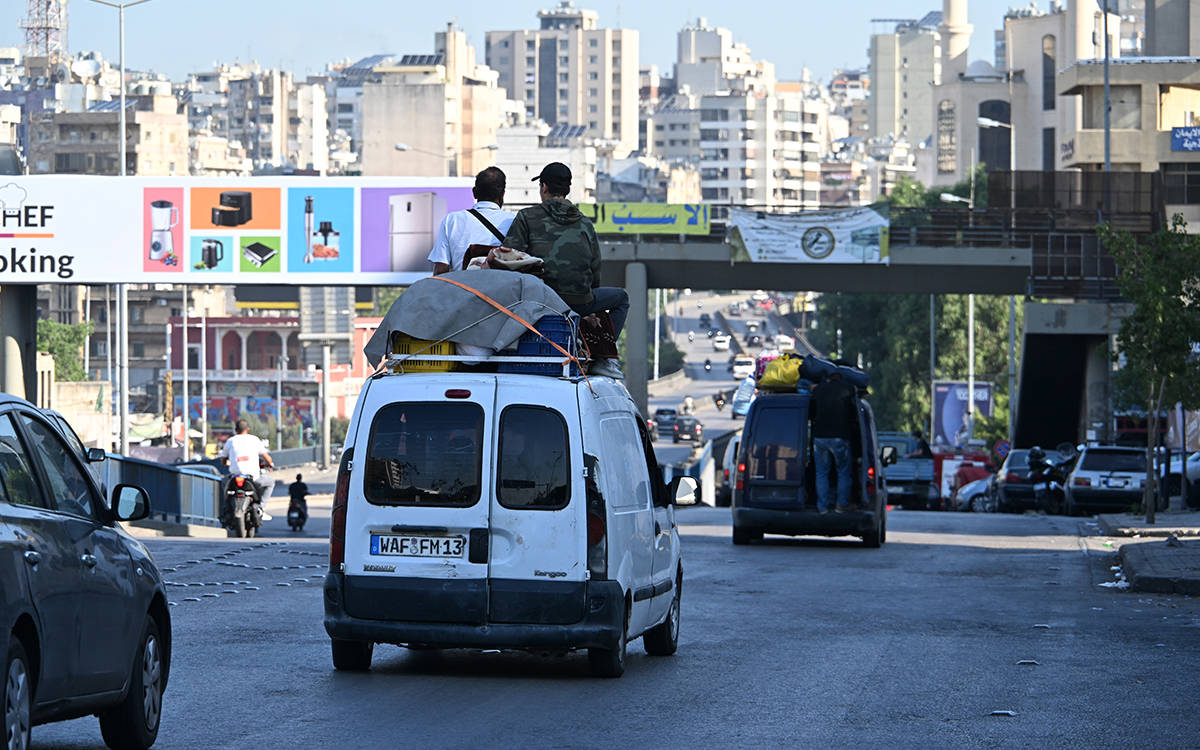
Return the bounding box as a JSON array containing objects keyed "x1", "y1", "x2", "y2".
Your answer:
[{"x1": 596, "y1": 205, "x2": 1154, "y2": 442}]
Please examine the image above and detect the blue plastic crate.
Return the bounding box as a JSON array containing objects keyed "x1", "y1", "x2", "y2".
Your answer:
[{"x1": 498, "y1": 315, "x2": 579, "y2": 376}]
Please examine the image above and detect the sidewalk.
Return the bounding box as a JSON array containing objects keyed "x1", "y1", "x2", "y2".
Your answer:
[{"x1": 1098, "y1": 511, "x2": 1200, "y2": 594}]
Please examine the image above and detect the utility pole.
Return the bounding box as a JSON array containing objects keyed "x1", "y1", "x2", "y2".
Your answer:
[
  {"x1": 181, "y1": 285, "x2": 189, "y2": 461},
  {"x1": 1008, "y1": 295, "x2": 1017, "y2": 442},
  {"x1": 1103, "y1": 0, "x2": 1112, "y2": 219}
]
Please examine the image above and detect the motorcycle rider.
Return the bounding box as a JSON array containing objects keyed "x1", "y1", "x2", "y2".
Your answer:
[
  {"x1": 288, "y1": 473, "x2": 309, "y2": 527},
  {"x1": 704, "y1": 358, "x2": 712, "y2": 372},
  {"x1": 219, "y1": 419, "x2": 276, "y2": 519},
  {"x1": 683, "y1": 395, "x2": 695, "y2": 415}
]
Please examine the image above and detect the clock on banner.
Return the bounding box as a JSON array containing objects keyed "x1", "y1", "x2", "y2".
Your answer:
[{"x1": 801, "y1": 226, "x2": 835, "y2": 259}]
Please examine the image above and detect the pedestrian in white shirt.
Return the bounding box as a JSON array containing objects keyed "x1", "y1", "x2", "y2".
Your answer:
[{"x1": 428, "y1": 167, "x2": 515, "y2": 275}]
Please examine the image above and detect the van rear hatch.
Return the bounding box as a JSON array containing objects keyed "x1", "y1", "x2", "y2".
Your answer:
[
  {"x1": 343, "y1": 378, "x2": 495, "y2": 624},
  {"x1": 743, "y1": 402, "x2": 808, "y2": 508}
]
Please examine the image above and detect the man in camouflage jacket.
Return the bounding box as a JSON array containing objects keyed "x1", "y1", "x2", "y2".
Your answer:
[{"x1": 504, "y1": 162, "x2": 629, "y2": 379}]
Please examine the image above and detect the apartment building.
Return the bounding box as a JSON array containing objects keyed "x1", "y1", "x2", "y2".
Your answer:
[
  {"x1": 27, "y1": 92, "x2": 187, "y2": 175},
  {"x1": 485, "y1": 2, "x2": 639, "y2": 153},
  {"x1": 674, "y1": 18, "x2": 774, "y2": 96},
  {"x1": 644, "y1": 92, "x2": 701, "y2": 163},
  {"x1": 868, "y1": 13, "x2": 942, "y2": 143},
  {"x1": 361, "y1": 27, "x2": 505, "y2": 177},
  {"x1": 494, "y1": 120, "x2": 597, "y2": 204}
]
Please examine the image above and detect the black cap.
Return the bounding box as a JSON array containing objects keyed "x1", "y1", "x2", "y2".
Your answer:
[{"x1": 532, "y1": 162, "x2": 572, "y2": 183}]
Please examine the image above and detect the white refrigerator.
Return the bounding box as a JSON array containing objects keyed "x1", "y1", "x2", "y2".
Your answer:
[{"x1": 389, "y1": 192, "x2": 447, "y2": 272}]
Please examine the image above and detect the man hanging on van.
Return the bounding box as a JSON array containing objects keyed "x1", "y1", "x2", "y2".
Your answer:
[
  {"x1": 503, "y1": 162, "x2": 629, "y2": 380},
  {"x1": 428, "y1": 167, "x2": 514, "y2": 274},
  {"x1": 810, "y1": 371, "x2": 857, "y2": 513}
]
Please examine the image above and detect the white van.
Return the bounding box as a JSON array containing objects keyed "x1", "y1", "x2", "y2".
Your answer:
[{"x1": 323, "y1": 371, "x2": 697, "y2": 678}]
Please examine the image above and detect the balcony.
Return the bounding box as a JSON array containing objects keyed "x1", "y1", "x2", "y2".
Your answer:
[{"x1": 1060, "y1": 128, "x2": 1162, "y2": 168}]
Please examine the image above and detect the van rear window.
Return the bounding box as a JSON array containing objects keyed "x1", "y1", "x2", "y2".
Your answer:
[
  {"x1": 497, "y1": 406, "x2": 570, "y2": 510},
  {"x1": 363, "y1": 402, "x2": 483, "y2": 506},
  {"x1": 748, "y1": 408, "x2": 805, "y2": 482}
]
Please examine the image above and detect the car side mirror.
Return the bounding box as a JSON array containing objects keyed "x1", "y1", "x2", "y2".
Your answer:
[
  {"x1": 111, "y1": 484, "x2": 150, "y2": 522},
  {"x1": 669, "y1": 476, "x2": 699, "y2": 506},
  {"x1": 86, "y1": 447, "x2": 106, "y2": 463},
  {"x1": 880, "y1": 445, "x2": 898, "y2": 466}
]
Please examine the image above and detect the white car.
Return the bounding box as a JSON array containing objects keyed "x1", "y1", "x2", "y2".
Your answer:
[
  {"x1": 1064, "y1": 445, "x2": 1146, "y2": 515},
  {"x1": 731, "y1": 356, "x2": 755, "y2": 380},
  {"x1": 712, "y1": 334, "x2": 731, "y2": 351},
  {"x1": 774, "y1": 334, "x2": 795, "y2": 352},
  {"x1": 324, "y1": 370, "x2": 697, "y2": 678}
]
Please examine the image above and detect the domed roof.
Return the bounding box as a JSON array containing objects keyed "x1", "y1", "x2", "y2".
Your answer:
[{"x1": 965, "y1": 59, "x2": 1003, "y2": 79}]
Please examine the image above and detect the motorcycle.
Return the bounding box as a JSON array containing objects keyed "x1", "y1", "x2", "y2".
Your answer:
[
  {"x1": 287, "y1": 497, "x2": 308, "y2": 532},
  {"x1": 704, "y1": 358, "x2": 712, "y2": 373},
  {"x1": 714, "y1": 392, "x2": 726, "y2": 411},
  {"x1": 688, "y1": 331, "x2": 695, "y2": 343},
  {"x1": 222, "y1": 474, "x2": 264, "y2": 538},
  {"x1": 1028, "y1": 445, "x2": 1073, "y2": 516},
  {"x1": 682, "y1": 396, "x2": 695, "y2": 416}
]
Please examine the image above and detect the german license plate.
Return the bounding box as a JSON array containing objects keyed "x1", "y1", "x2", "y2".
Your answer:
[{"x1": 370, "y1": 534, "x2": 465, "y2": 558}]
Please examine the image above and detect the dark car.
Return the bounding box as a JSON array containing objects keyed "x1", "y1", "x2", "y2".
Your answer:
[
  {"x1": 731, "y1": 390, "x2": 892, "y2": 547},
  {"x1": 699, "y1": 313, "x2": 712, "y2": 328},
  {"x1": 673, "y1": 417, "x2": 703, "y2": 443},
  {"x1": 653, "y1": 408, "x2": 679, "y2": 439},
  {"x1": 989, "y1": 449, "x2": 1042, "y2": 512},
  {"x1": 746, "y1": 334, "x2": 763, "y2": 348},
  {"x1": 0, "y1": 394, "x2": 169, "y2": 750}
]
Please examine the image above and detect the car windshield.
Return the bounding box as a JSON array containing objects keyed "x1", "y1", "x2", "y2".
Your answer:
[
  {"x1": 363, "y1": 402, "x2": 484, "y2": 506},
  {"x1": 1080, "y1": 449, "x2": 1146, "y2": 473}
]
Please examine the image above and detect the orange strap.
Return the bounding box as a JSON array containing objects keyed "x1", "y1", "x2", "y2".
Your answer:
[{"x1": 430, "y1": 276, "x2": 593, "y2": 388}]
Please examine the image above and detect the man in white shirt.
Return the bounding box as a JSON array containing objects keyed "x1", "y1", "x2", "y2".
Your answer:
[
  {"x1": 219, "y1": 419, "x2": 276, "y2": 501},
  {"x1": 428, "y1": 167, "x2": 515, "y2": 274}
]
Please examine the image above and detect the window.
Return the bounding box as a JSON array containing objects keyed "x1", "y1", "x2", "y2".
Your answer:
[
  {"x1": 499, "y1": 56, "x2": 510, "y2": 65},
  {"x1": 588, "y1": 72, "x2": 598, "y2": 81},
  {"x1": 497, "y1": 406, "x2": 570, "y2": 510},
  {"x1": 1164, "y1": 162, "x2": 1200, "y2": 204},
  {"x1": 337, "y1": 103, "x2": 354, "y2": 113},
  {"x1": 1042, "y1": 35, "x2": 1057, "y2": 111},
  {"x1": 588, "y1": 87, "x2": 598, "y2": 96},
  {"x1": 132, "y1": 342, "x2": 145, "y2": 358},
  {"x1": 525, "y1": 56, "x2": 535, "y2": 67},
  {"x1": 589, "y1": 55, "x2": 599, "y2": 64},
  {"x1": 559, "y1": 56, "x2": 569, "y2": 65},
  {"x1": 978, "y1": 100, "x2": 1012, "y2": 171},
  {"x1": 526, "y1": 40, "x2": 535, "y2": 51},
  {"x1": 589, "y1": 104, "x2": 598, "y2": 113},
  {"x1": 589, "y1": 39, "x2": 598, "y2": 48},
  {"x1": 1042, "y1": 127, "x2": 1055, "y2": 171},
  {"x1": 20, "y1": 415, "x2": 95, "y2": 518},
  {"x1": 747, "y1": 407, "x2": 805, "y2": 482},
  {"x1": 937, "y1": 99, "x2": 957, "y2": 174},
  {"x1": 600, "y1": 418, "x2": 651, "y2": 510},
  {"x1": 525, "y1": 89, "x2": 535, "y2": 100},
  {"x1": 559, "y1": 73, "x2": 569, "y2": 83},
  {"x1": 363, "y1": 403, "x2": 483, "y2": 507},
  {"x1": 0, "y1": 414, "x2": 46, "y2": 508},
  {"x1": 559, "y1": 39, "x2": 569, "y2": 51}
]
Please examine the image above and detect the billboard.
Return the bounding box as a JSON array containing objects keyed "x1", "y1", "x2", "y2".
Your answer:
[
  {"x1": 0, "y1": 176, "x2": 474, "y2": 285},
  {"x1": 728, "y1": 205, "x2": 890, "y2": 264},
  {"x1": 578, "y1": 203, "x2": 710, "y2": 235},
  {"x1": 932, "y1": 380, "x2": 994, "y2": 448}
]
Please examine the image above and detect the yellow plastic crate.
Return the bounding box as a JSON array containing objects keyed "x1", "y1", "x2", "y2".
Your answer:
[{"x1": 390, "y1": 333, "x2": 457, "y2": 373}]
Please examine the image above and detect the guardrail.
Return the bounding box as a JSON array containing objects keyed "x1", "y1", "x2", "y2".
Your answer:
[
  {"x1": 271, "y1": 446, "x2": 320, "y2": 468},
  {"x1": 102, "y1": 455, "x2": 223, "y2": 526}
]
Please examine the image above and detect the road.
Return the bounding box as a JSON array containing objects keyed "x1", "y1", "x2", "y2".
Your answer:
[{"x1": 33, "y1": 509, "x2": 1200, "y2": 748}]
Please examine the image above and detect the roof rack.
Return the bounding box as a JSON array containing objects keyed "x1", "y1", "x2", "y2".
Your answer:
[{"x1": 382, "y1": 352, "x2": 579, "y2": 378}]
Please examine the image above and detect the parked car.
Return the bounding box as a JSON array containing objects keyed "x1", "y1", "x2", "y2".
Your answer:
[
  {"x1": 653, "y1": 407, "x2": 679, "y2": 439},
  {"x1": 713, "y1": 335, "x2": 731, "y2": 351},
  {"x1": 0, "y1": 394, "x2": 169, "y2": 750},
  {"x1": 322, "y1": 371, "x2": 698, "y2": 677},
  {"x1": 1065, "y1": 445, "x2": 1148, "y2": 515},
  {"x1": 877, "y1": 432, "x2": 937, "y2": 509},
  {"x1": 731, "y1": 357, "x2": 755, "y2": 380},
  {"x1": 952, "y1": 476, "x2": 994, "y2": 512},
  {"x1": 731, "y1": 390, "x2": 891, "y2": 547},
  {"x1": 673, "y1": 417, "x2": 703, "y2": 443},
  {"x1": 989, "y1": 449, "x2": 1044, "y2": 512},
  {"x1": 716, "y1": 432, "x2": 742, "y2": 507},
  {"x1": 731, "y1": 377, "x2": 757, "y2": 419},
  {"x1": 1166, "y1": 451, "x2": 1200, "y2": 508}
]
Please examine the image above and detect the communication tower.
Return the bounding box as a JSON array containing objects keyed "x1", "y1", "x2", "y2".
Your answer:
[{"x1": 21, "y1": 0, "x2": 69, "y2": 62}]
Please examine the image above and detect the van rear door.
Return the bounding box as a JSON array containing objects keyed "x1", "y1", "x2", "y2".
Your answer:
[
  {"x1": 744, "y1": 402, "x2": 808, "y2": 508},
  {"x1": 486, "y1": 383, "x2": 587, "y2": 625},
  {"x1": 342, "y1": 378, "x2": 495, "y2": 625}
]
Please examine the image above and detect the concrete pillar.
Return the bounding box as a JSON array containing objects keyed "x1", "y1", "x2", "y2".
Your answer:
[
  {"x1": 625, "y1": 262, "x2": 649, "y2": 418},
  {"x1": 239, "y1": 330, "x2": 249, "y2": 372},
  {"x1": 1082, "y1": 334, "x2": 1111, "y2": 443},
  {"x1": 0, "y1": 286, "x2": 38, "y2": 400}
]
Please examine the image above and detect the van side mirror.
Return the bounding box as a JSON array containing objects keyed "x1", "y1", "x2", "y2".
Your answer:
[
  {"x1": 86, "y1": 447, "x2": 106, "y2": 462},
  {"x1": 880, "y1": 445, "x2": 898, "y2": 466},
  {"x1": 669, "y1": 476, "x2": 699, "y2": 506},
  {"x1": 111, "y1": 484, "x2": 150, "y2": 522}
]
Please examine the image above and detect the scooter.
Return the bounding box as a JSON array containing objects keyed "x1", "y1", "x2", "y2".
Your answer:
[
  {"x1": 688, "y1": 331, "x2": 695, "y2": 343},
  {"x1": 287, "y1": 497, "x2": 308, "y2": 531},
  {"x1": 222, "y1": 474, "x2": 264, "y2": 538},
  {"x1": 704, "y1": 359, "x2": 712, "y2": 373},
  {"x1": 714, "y1": 393, "x2": 726, "y2": 411},
  {"x1": 1028, "y1": 446, "x2": 1072, "y2": 516}
]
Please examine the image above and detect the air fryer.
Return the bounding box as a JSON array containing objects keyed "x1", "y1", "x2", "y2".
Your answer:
[
  {"x1": 242, "y1": 241, "x2": 277, "y2": 267},
  {"x1": 212, "y1": 190, "x2": 253, "y2": 227}
]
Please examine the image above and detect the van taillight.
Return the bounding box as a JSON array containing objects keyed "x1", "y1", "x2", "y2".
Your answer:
[
  {"x1": 329, "y1": 448, "x2": 354, "y2": 570},
  {"x1": 867, "y1": 466, "x2": 875, "y2": 481},
  {"x1": 586, "y1": 480, "x2": 607, "y2": 579},
  {"x1": 735, "y1": 462, "x2": 746, "y2": 491}
]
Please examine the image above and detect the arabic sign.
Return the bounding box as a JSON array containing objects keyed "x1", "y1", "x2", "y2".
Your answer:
[
  {"x1": 579, "y1": 203, "x2": 711, "y2": 235},
  {"x1": 1172, "y1": 127, "x2": 1200, "y2": 152},
  {"x1": 727, "y1": 205, "x2": 890, "y2": 263},
  {"x1": 932, "y1": 381, "x2": 993, "y2": 448},
  {"x1": 0, "y1": 176, "x2": 473, "y2": 285}
]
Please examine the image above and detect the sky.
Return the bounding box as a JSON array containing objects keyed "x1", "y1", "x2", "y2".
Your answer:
[{"x1": 2, "y1": 0, "x2": 1021, "y2": 83}]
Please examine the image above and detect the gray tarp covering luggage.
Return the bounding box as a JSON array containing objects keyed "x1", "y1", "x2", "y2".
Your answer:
[{"x1": 363, "y1": 269, "x2": 572, "y2": 366}]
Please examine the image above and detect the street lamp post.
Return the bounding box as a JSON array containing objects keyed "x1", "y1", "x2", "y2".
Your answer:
[
  {"x1": 939, "y1": 192, "x2": 977, "y2": 440},
  {"x1": 89, "y1": 0, "x2": 155, "y2": 457}
]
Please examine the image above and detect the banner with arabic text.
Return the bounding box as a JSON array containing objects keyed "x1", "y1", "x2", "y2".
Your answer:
[
  {"x1": 728, "y1": 205, "x2": 890, "y2": 263},
  {"x1": 579, "y1": 203, "x2": 710, "y2": 235}
]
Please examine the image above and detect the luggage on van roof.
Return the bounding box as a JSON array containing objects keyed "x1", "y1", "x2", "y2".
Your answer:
[{"x1": 364, "y1": 270, "x2": 572, "y2": 367}]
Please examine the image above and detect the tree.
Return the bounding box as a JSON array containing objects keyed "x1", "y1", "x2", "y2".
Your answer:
[
  {"x1": 373, "y1": 286, "x2": 405, "y2": 316},
  {"x1": 36, "y1": 319, "x2": 93, "y2": 382},
  {"x1": 1102, "y1": 216, "x2": 1200, "y2": 522}
]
